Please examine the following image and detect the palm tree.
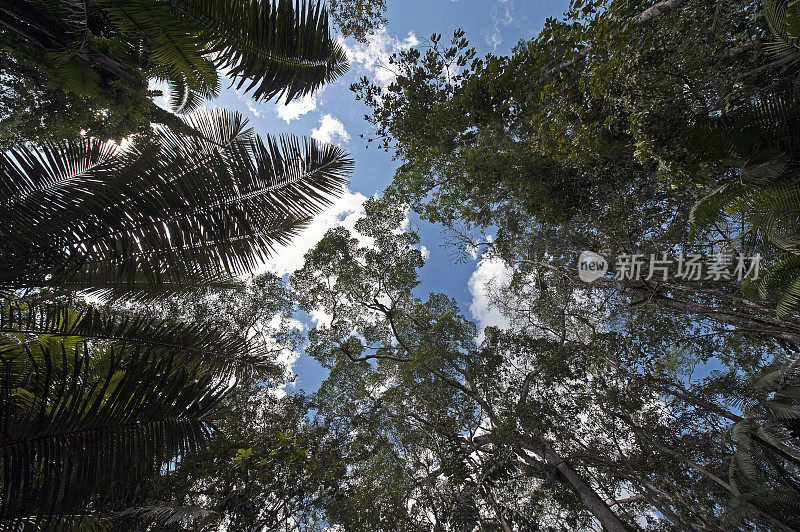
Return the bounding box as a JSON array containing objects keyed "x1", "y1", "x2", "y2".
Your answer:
[
  {"x1": 0, "y1": 109, "x2": 352, "y2": 299},
  {"x1": 0, "y1": 296, "x2": 236, "y2": 528},
  {"x1": 0, "y1": 2, "x2": 353, "y2": 524},
  {"x1": 721, "y1": 360, "x2": 800, "y2": 530},
  {"x1": 688, "y1": 92, "x2": 800, "y2": 317},
  {"x1": 0, "y1": 0, "x2": 348, "y2": 130},
  {"x1": 0, "y1": 108, "x2": 351, "y2": 525}
]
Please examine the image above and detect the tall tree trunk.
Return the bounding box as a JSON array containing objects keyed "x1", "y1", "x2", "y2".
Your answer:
[
  {"x1": 513, "y1": 438, "x2": 632, "y2": 532},
  {"x1": 623, "y1": 285, "x2": 800, "y2": 346}
]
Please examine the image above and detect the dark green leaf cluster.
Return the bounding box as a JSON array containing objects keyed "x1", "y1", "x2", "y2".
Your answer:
[
  {"x1": 0, "y1": 110, "x2": 352, "y2": 300},
  {"x1": 0, "y1": 0, "x2": 348, "y2": 144}
]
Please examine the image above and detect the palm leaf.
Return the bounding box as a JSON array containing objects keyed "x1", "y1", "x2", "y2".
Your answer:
[
  {"x1": 730, "y1": 182, "x2": 800, "y2": 250},
  {"x1": 98, "y1": 0, "x2": 348, "y2": 105},
  {"x1": 0, "y1": 109, "x2": 353, "y2": 301},
  {"x1": 109, "y1": 505, "x2": 216, "y2": 529},
  {"x1": 28, "y1": 505, "x2": 216, "y2": 530},
  {"x1": 177, "y1": 0, "x2": 349, "y2": 102},
  {"x1": 765, "y1": 0, "x2": 800, "y2": 61},
  {"x1": 689, "y1": 93, "x2": 800, "y2": 316},
  {"x1": 0, "y1": 298, "x2": 279, "y2": 379},
  {"x1": 745, "y1": 253, "x2": 800, "y2": 317},
  {"x1": 0, "y1": 337, "x2": 227, "y2": 527}
]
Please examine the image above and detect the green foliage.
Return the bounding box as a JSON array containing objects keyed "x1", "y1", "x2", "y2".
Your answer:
[
  {"x1": 97, "y1": 0, "x2": 348, "y2": 105},
  {"x1": 8, "y1": 0, "x2": 800, "y2": 528},
  {"x1": 292, "y1": 205, "x2": 644, "y2": 529},
  {"x1": 136, "y1": 383, "x2": 345, "y2": 530},
  {"x1": 329, "y1": 0, "x2": 387, "y2": 43},
  {"x1": 0, "y1": 297, "x2": 278, "y2": 379},
  {"x1": 0, "y1": 50, "x2": 152, "y2": 148},
  {"x1": 297, "y1": 2, "x2": 800, "y2": 523},
  {"x1": 688, "y1": 93, "x2": 800, "y2": 316},
  {"x1": 0, "y1": 0, "x2": 347, "y2": 144},
  {"x1": 719, "y1": 360, "x2": 800, "y2": 529},
  {"x1": 0, "y1": 3, "x2": 352, "y2": 525},
  {"x1": 764, "y1": 0, "x2": 800, "y2": 60}
]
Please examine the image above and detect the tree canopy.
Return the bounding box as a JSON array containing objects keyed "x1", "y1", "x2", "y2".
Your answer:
[{"x1": 4, "y1": 0, "x2": 800, "y2": 530}]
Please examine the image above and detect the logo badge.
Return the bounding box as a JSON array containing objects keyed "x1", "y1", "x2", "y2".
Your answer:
[{"x1": 577, "y1": 251, "x2": 609, "y2": 282}]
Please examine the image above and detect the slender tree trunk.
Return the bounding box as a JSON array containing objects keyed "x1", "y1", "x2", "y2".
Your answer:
[
  {"x1": 616, "y1": 411, "x2": 797, "y2": 532},
  {"x1": 514, "y1": 258, "x2": 800, "y2": 345},
  {"x1": 514, "y1": 439, "x2": 632, "y2": 532},
  {"x1": 632, "y1": 0, "x2": 692, "y2": 25},
  {"x1": 483, "y1": 488, "x2": 513, "y2": 532},
  {"x1": 622, "y1": 285, "x2": 800, "y2": 345},
  {"x1": 540, "y1": 441, "x2": 632, "y2": 532},
  {"x1": 633, "y1": 477, "x2": 722, "y2": 531},
  {"x1": 462, "y1": 347, "x2": 630, "y2": 531}
]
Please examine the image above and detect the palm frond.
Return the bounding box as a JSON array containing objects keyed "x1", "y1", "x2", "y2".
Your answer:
[
  {"x1": 149, "y1": 103, "x2": 211, "y2": 139},
  {"x1": 765, "y1": 0, "x2": 800, "y2": 61},
  {"x1": 0, "y1": 298, "x2": 279, "y2": 379},
  {"x1": 109, "y1": 505, "x2": 216, "y2": 529},
  {"x1": 730, "y1": 182, "x2": 800, "y2": 250},
  {"x1": 0, "y1": 109, "x2": 353, "y2": 301},
  {"x1": 689, "y1": 92, "x2": 800, "y2": 316},
  {"x1": 0, "y1": 337, "x2": 226, "y2": 527},
  {"x1": 180, "y1": 0, "x2": 349, "y2": 102},
  {"x1": 0, "y1": 136, "x2": 118, "y2": 206},
  {"x1": 745, "y1": 253, "x2": 800, "y2": 317},
  {"x1": 22, "y1": 505, "x2": 216, "y2": 531},
  {"x1": 688, "y1": 182, "x2": 745, "y2": 234},
  {"x1": 98, "y1": 0, "x2": 348, "y2": 104}
]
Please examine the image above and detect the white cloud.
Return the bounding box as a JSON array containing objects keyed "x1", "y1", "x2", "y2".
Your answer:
[
  {"x1": 309, "y1": 308, "x2": 334, "y2": 328},
  {"x1": 230, "y1": 85, "x2": 268, "y2": 119},
  {"x1": 245, "y1": 98, "x2": 264, "y2": 118},
  {"x1": 483, "y1": 0, "x2": 529, "y2": 51},
  {"x1": 485, "y1": 22, "x2": 503, "y2": 50},
  {"x1": 311, "y1": 114, "x2": 350, "y2": 145},
  {"x1": 256, "y1": 188, "x2": 367, "y2": 277},
  {"x1": 469, "y1": 255, "x2": 513, "y2": 339},
  {"x1": 148, "y1": 80, "x2": 171, "y2": 110},
  {"x1": 274, "y1": 92, "x2": 318, "y2": 123},
  {"x1": 261, "y1": 314, "x2": 306, "y2": 399},
  {"x1": 338, "y1": 28, "x2": 419, "y2": 86}
]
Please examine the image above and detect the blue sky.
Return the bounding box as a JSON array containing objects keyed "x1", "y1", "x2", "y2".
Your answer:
[{"x1": 205, "y1": 0, "x2": 572, "y2": 392}]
